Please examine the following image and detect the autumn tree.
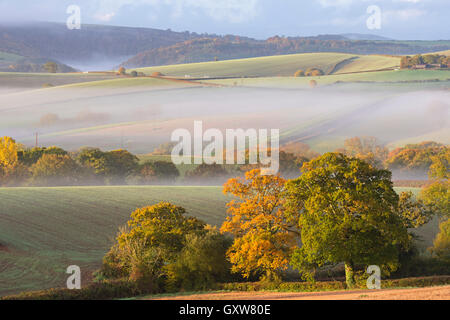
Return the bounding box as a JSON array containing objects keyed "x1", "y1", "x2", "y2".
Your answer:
[
  {"x1": 43, "y1": 61, "x2": 58, "y2": 73},
  {"x1": 0, "y1": 137, "x2": 29, "y2": 186},
  {"x1": 420, "y1": 147, "x2": 449, "y2": 218},
  {"x1": 429, "y1": 219, "x2": 450, "y2": 262},
  {"x1": 294, "y1": 70, "x2": 305, "y2": 77},
  {"x1": 185, "y1": 163, "x2": 229, "y2": 184},
  {"x1": 117, "y1": 67, "x2": 126, "y2": 75},
  {"x1": 30, "y1": 154, "x2": 80, "y2": 186},
  {"x1": 285, "y1": 153, "x2": 410, "y2": 288},
  {"x1": 101, "y1": 202, "x2": 207, "y2": 289},
  {"x1": 336, "y1": 136, "x2": 389, "y2": 169},
  {"x1": 0, "y1": 136, "x2": 19, "y2": 168},
  {"x1": 220, "y1": 169, "x2": 297, "y2": 281}
]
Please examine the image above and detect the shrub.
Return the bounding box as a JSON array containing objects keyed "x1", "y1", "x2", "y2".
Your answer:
[
  {"x1": 30, "y1": 154, "x2": 80, "y2": 186},
  {"x1": 294, "y1": 70, "x2": 305, "y2": 77},
  {"x1": 166, "y1": 228, "x2": 233, "y2": 292}
]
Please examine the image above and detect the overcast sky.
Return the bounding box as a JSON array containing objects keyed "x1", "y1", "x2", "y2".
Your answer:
[{"x1": 0, "y1": 0, "x2": 448, "y2": 40}]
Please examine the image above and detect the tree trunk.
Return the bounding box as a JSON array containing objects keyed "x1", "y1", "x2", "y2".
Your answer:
[{"x1": 345, "y1": 261, "x2": 356, "y2": 289}]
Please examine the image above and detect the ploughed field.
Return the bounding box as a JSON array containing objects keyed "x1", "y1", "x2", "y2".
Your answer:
[{"x1": 0, "y1": 186, "x2": 229, "y2": 297}]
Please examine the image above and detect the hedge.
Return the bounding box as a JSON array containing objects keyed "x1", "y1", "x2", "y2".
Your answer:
[
  {"x1": 220, "y1": 276, "x2": 450, "y2": 293},
  {"x1": 2, "y1": 276, "x2": 449, "y2": 300}
]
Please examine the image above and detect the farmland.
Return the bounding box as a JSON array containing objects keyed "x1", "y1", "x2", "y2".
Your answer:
[
  {"x1": 132, "y1": 52, "x2": 400, "y2": 78},
  {"x1": 0, "y1": 185, "x2": 437, "y2": 297},
  {"x1": 0, "y1": 186, "x2": 230, "y2": 297}
]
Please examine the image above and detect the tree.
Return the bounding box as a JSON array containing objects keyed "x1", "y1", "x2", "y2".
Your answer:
[
  {"x1": 101, "y1": 202, "x2": 206, "y2": 287},
  {"x1": 0, "y1": 136, "x2": 19, "y2": 168},
  {"x1": 386, "y1": 142, "x2": 447, "y2": 178},
  {"x1": 185, "y1": 163, "x2": 229, "y2": 184},
  {"x1": 117, "y1": 67, "x2": 126, "y2": 75},
  {"x1": 420, "y1": 147, "x2": 449, "y2": 218},
  {"x1": 30, "y1": 154, "x2": 80, "y2": 186},
  {"x1": 43, "y1": 61, "x2": 58, "y2": 73},
  {"x1": 130, "y1": 70, "x2": 138, "y2": 77},
  {"x1": 309, "y1": 80, "x2": 317, "y2": 88},
  {"x1": 145, "y1": 161, "x2": 180, "y2": 183},
  {"x1": 77, "y1": 147, "x2": 109, "y2": 178},
  {"x1": 105, "y1": 149, "x2": 139, "y2": 184},
  {"x1": 294, "y1": 70, "x2": 305, "y2": 77},
  {"x1": 285, "y1": 153, "x2": 409, "y2": 288},
  {"x1": 166, "y1": 227, "x2": 232, "y2": 291},
  {"x1": 429, "y1": 219, "x2": 450, "y2": 262},
  {"x1": 220, "y1": 169, "x2": 296, "y2": 280},
  {"x1": 336, "y1": 136, "x2": 389, "y2": 169}
]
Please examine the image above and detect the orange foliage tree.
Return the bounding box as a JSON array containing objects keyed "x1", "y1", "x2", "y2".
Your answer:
[{"x1": 220, "y1": 169, "x2": 297, "y2": 281}]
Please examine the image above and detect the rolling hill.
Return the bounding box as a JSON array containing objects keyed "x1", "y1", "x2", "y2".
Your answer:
[{"x1": 131, "y1": 52, "x2": 400, "y2": 78}]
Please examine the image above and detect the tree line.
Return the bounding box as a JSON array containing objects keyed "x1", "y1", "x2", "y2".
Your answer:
[{"x1": 0, "y1": 136, "x2": 447, "y2": 187}]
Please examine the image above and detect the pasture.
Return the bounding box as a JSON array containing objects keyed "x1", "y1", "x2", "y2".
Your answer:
[
  {"x1": 0, "y1": 186, "x2": 229, "y2": 297},
  {"x1": 132, "y1": 53, "x2": 400, "y2": 78}
]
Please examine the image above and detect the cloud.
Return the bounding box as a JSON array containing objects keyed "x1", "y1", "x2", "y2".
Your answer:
[
  {"x1": 93, "y1": 0, "x2": 260, "y2": 23},
  {"x1": 383, "y1": 8, "x2": 426, "y2": 21}
]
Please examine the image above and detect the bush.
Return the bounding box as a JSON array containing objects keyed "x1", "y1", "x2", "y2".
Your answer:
[
  {"x1": 166, "y1": 228, "x2": 233, "y2": 292},
  {"x1": 219, "y1": 276, "x2": 450, "y2": 293},
  {"x1": 30, "y1": 154, "x2": 80, "y2": 186},
  {"x1": 294, "y1": 70, "x2": 305, "y2": 77}
]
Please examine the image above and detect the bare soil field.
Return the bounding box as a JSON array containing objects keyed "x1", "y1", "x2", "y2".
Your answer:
[{"x1": 153, "y1": 286, "x2": 450, "y2": 300}]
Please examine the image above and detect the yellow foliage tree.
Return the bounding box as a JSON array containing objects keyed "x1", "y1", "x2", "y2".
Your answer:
[
  {"x1": 0, "y1": 136, "x2": 19, "y2": 168},
  {"x1": 220, "y1": 169, "x2": 297, "y2": 280}
]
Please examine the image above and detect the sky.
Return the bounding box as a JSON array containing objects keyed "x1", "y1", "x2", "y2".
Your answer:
[{"x1": 0, "y1": 0, "x2": 449, "y2": 40}]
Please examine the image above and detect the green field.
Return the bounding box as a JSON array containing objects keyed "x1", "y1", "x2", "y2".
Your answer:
[
  {"x1": 204, "y1": 70, "x2": 450, "y2": 88},
  {"x1": 0, "y1": 185, "x2": 438, "y2": 297},
  {"x1": 0, "y1": 71, "x2": 118, "y2": 91},
  {"x1": 132, "y1": 52, "x2": 400, "y2": 78},
  {"x1": 0, "y1": 186, "x2": 230, "y2": 297}
]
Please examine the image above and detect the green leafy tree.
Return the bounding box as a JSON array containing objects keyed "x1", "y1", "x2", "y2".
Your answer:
[
  {"x1": 285, "y1": 153, "x2": 410, "y2": 288},
  {"x1": 166, "y1": 227, "x2": 232, "y2": 291},
  {"x1": 429, "y1": 219, "x2": 450, "y2": 262},
  {"x1": 101, "y1": 202, "x2": 206, "y2": 287},
  {"x1": 105, "y1": 149, "x2": 139, "y2": 184},
  {"x1": 145, "y1": 161, "x2": 180, "y2": 183}
]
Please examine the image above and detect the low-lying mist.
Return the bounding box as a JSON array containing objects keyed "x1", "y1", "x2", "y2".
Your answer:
[{"x1": 0, "y1": 83, "x2": 448, "y2": 155}]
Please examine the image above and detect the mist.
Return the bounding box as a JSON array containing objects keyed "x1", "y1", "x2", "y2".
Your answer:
[{"x1": 0, "y1": 82, "x2": 448, "y2": 156}]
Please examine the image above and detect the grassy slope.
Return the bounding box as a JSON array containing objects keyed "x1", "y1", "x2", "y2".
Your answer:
[
  {"x1": 132, "y1": 53, "x2": 399, "y2": 78},
  {"x1": 0, "y1": 186, "x2": 229, "y2": 296},
  {"x1": 0, "y1": 186, "x2": 436, "y2": 297},
  {"x1": 0, "y1": 71, "x2": 118, "y2": 90},
  {"x1": 204, "y1": 70, "x2": 450, "y2": 88}
]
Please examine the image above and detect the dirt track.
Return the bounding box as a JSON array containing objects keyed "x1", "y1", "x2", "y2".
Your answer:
[{"x1": 154, "y1": 285, "x2": 450, "y2": 300}]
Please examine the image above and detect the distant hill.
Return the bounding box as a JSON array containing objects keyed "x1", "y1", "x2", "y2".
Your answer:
[
  {"x1": 122, "y1": 36, "x2": 450, "y2": 68},
  {"x1": 1, "y1": 22, "x2": 449, "y2": 71},
  {"x1": 340, "y1": 33, "x2": 393, "y2": 41},
  {"x1": 0, "y1": 22, "x2": 206, "y2": 69}
]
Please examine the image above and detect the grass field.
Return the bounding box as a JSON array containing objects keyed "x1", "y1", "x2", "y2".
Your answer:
[
  {"x1": 0, "y1": 186, "x2": 437, "y2": 297},
  {"x1": 204, "y1": 70, "x2": 450, "y2": 88},
  {"x1": 132, "y1": 53, "x2": 400, "y2": 78},
  {"x1": 0, "y1": 186, "x2": 230, "y2": 297},
  {"x1": 0, "y1": 71, "x2": 120, "y2": 92}
]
